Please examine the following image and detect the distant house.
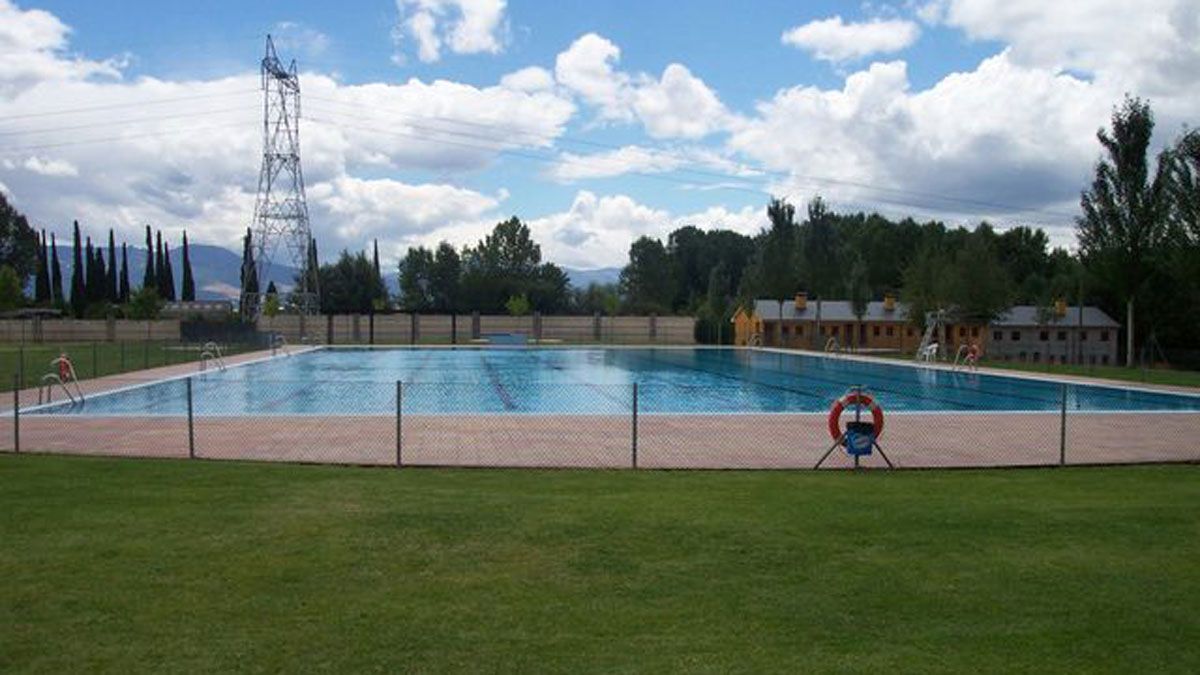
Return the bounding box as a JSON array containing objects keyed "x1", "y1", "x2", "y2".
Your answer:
[
  {"x1": 733, "y1": 293, "x2": 1118, "y2": 364},
  {"x1": 987, "y1": 301, "x2": 1119, "y2": 366},
  {"x1": 161, "y1": 300, "x2": 234, "y2": 320},
  {"x1": 733, "y1": 292, "x2": 940, "y2": 352}
]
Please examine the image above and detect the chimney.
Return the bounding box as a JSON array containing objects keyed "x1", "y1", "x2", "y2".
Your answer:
[
  {"x1": 1054, "y1": 298, "x2": 1067, "y2": 318},
  {"x1": 794, "y1": 292, "x2": 807, "y2": 311},
  {"x1": 883, "y1": 293, "x2": 896, "y2": 312}
]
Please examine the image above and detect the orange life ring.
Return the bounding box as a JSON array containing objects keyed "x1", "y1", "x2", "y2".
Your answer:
[{"x1": 827, "y1": 391, "x2": 885, "y2": 440}]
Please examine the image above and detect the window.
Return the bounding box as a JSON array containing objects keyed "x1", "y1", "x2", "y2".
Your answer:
[
  {"x1": 1102, "y1": 355, "x2": 1109, "y2": 365},
  {"x1": 1039, "y1": 330, "x2": 1049, "y2": 341},
  {"x1": 1100, "y1": 331, "x2": 1110, "y2": 342},
  {"x1": 873, "y1": 326, "x2": 881, "y2": 337},
  {"x1": 971, "y1": 327, "x2": 979, "y2": 337},
  {"x1": 1019, "y1": 351, "x2": 1027, "y2": 362},
  {"x1": 1080, "y1": 331, "x2": 1088, "y2": 342},
  {"x1": 907, "y1": 328, "x2": 915, "y2": 337},
  {"x1": 993, "y1": 331, "x2": 1003, "y2": 341},
  {"x1": 1090, "y1": 355, "x2": 1096, "y2": 365},
  {"x1": 958, "y1": 327, "x2": 967, "y2": 337},
  {"x1": 797, "y1": 326, "x2": 804, "y2": 337},
  {"x1": 1011, "y1": 331, "x2": 1020, "y2": 341},
  {"x1": 886, "y1": 326, "x2": 895, "y2": 337},
  {"x1": 781, "y1": 326, "x2": 790, "y2": 336},
  {"x1": 1033, "y1": 352, "x2": 1041, "y2": 362},
  {"x1": 1057, "y1": 331, "x2": 1067, "y2": 341},
  {"x1": 830, "y1": 326, "x2": 839, "y2": 337}
]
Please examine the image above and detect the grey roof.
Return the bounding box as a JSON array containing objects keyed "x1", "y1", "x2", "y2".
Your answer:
[
  {"x1": 754, "y1": 299, "x2": 910, "y2": 323},
  {"x1": 991, "y1": 305, "x2": 1120, "y2": 328}
]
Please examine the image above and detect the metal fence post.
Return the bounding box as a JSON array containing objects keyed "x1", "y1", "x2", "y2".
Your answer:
[
  {"x1": 92, "y1": 341, "x2": 98, "y2": 378},
  {"x1": 12, "y1": 375, "x2": 19, "y2": 454},
  {"x1": 631, "y1": 382, "x2": 639, "y2": 469},
  {"x1": 120, "y1": 341, "x2": 126, "y2": 372},
  {"x1": 1059, "y1": 383, "x2": 1067, "y2": 466},
  {"x1": 396, "y1": 380, "x2": 403, "y2": 467},
  {"x1": 186, "y1": 377, "x2": 195, "y2": 459}
]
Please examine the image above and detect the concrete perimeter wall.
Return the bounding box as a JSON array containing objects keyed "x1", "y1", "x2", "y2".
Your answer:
[
  {"x1": 259, "y1": 313, "x2": 696, "y2": 345},
  {"x1": 0, "y1": 318, "x2": 180, "y2": 343}
]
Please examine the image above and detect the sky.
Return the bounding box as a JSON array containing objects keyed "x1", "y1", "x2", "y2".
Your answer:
[{"x1": 0, "y1": 0, "x2": 1197, "y2": 272}]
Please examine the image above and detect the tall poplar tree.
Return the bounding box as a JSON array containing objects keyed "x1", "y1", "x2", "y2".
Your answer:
[
  {"x1": 180, "y1": 231, "x2": 195, "y2": 301},
  {"x1": 120, "y1": 243, "x2": 130, "y2": 303},
  {"x1": 50, "y1": 232, "x2": 63, "y2": 305},
  {"x1": 163, "y1": 242, "x2": 176, "y2": 301},
  {"x1": 34, "y1": 230, "x2": 50, "y2": 304},
  {"x1": 107, "y1": 229, "x2": 117, "y2": 302},
  {"x1": 142, "y1": 225, "x2": 155, "y2": 291}
]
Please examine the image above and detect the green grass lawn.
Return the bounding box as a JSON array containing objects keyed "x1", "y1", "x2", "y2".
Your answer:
[
  {"x1": 0, "y1": 341, "x2": 259, "y2": 392},
  {"x1": 1, "y1": 456, "x2": 1197, "y2": 673},
  {"x1": 978, "y1": 359, "x2": 1200, "y2": 389}
]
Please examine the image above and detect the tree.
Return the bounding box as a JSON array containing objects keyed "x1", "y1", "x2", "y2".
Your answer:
[
  {"x1": 142, "y1": 225, "x2": 155, "y2": 290},
  {"x1": 901, "y1": 241, "x2": 953, "y2": 329},
  {"x1": 946, "y1": 235, "x2": 1011, "y2": 323},
  {"x1": 119, "y1": 243, "x2": 130, "y2": 303},
  {"x1": 70, "y1": 222, "x2": 84, "y2": 317},
  {"x1": 0, "y1": 192, "x2": 38, "y2": 285},
  {"x1": 154, "y1": 230, "x2": 167, "y2": 298},
  {"x1": 619, "y1": 236, "x2": 674, "y2": 313},
  {"x1": 1077, "y1": 96, "x2": 1171, "y2": 366},
  {"x1": 318, "y1": 250, "x2": 386, "y2": 314},
  {"x1": 34, "y1": 230, "x2": 50, "y2": 305},
  {"x1": 845, "y1": 254, "x2": 870, "y2": 349},
  {"x1": 127, "y1": 286, "x2": 162, "y2": 319},
  {"x1": 180, "y1": 231, "x2": 195, "y2": 301},
  {"x1": 239, "y1": 228, "x2": 258, "y2": 316},
  {"x1": 93, "y1": 249, "x2": 108, "y2": 309},
  {"x1": 0, "y1": 265, "x2": 24, "y2": 311},
  {"x1": 755, "y1": 198, "x2": 800, "y2": 300},
  {"x1": 50, "y1": 232, "x2": 62, "y2": 306},
  {"x1": 429, "y1": 242, "x2": 461, "y2": 313},
  {"x1": 370, "y1": 238, "x2": 386, "y2": 310},
  {"x1": 106, "y1": 229, "x2": 117, "y2": 302},
  {"x1": 803, "y1": 196, "x2": 841, "y2": 299},
  {"x1": 505, "y1": 293, "x2": 531, "y2": 316},
  {"x1": 162, "y1": 242, "x2": 176, "y2": 301},
  {"x1": 398, "y1": 246, "x2": 435, "y2": 312}
]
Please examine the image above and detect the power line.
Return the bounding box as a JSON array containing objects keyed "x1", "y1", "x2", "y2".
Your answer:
[
  {"x1": 0, "y1": 89, "x2": 258, "y2": 123},
  {"x1": 0, "y1": 106, "x2": 254, "y2": 137},
  {"x1": 0, "y1": 120, "x2": 251, "y2": 155}
]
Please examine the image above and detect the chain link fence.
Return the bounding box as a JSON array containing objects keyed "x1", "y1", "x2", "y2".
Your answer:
[{"x1": 4, "y1": 373, "x2": 1199, "y2": 469}]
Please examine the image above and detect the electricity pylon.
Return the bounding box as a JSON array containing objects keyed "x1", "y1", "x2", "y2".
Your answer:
[{"x1": 244, "y1": 35, "x2": 318, "y2": 317}]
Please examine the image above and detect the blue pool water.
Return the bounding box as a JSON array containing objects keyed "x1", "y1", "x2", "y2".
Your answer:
[{"x1": 32, "y1": 347, "x2": 1200, "y2": 415}]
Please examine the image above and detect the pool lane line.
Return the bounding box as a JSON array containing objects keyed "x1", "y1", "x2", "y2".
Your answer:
[
  {"x1": 479, "y1": 352, "x2": 518, "y2": 411},
  {"x1": 523, "y1": 350, "x2": 632, "y2": 411}
]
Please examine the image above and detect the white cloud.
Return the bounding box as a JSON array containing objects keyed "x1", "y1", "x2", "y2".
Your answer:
[
  {"x1": 554, "y1": 33, "x2": 731, "y2": 138},
  {"x1": 271, "y1": 22, "x2": 331, "y2": 59},
  {"x1": 554, "y1": 33, "x2": 633, "y2": 122},
  {"x1": 0, "y1": 4, "x2": 573, "y2": 262},
  {"x1": 0, "y1": 0, "x2": 122, "y2": 98},
  {"x1": 22, "y1": 156, "x2": 78, "y2": 177},
  {"x1": 782, "y1": 15, "x2": 920, "y2": 63},
  {"x1": 499, "y1": 66, "x2": 555, "y2": 92},
  {"x1": 392, "y1": 0, "x2": 508, "y2": 63},
  {"x1": 309, "y1": 176, "x2": 502, "y2": 243},
  {"x1": 547, "y1": 145, "x2": 763, "y2": 184}
]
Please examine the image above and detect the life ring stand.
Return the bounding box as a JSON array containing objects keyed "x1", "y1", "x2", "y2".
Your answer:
[{"x1": 827, "y1": 390, "x2": 885, "y2": 441}]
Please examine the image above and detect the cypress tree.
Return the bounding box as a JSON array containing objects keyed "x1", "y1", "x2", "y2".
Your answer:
[
  {"x1": 240, "y1": 228, "x2": 258, "y2": 316},
  {"x1": 155, "y1": 230, "x2": 166, "y2": 297},
  {"x1": 95, "y1": 249, "x2": 108, "y2": 306},
  {"x1": 119, "y1": 243, "x2": 130, "y2": 303},
  {"x1": 84, "y1": 236, "x2": 96, "y2": 305},
  {"x1": 163, "y1": 242, "x2": 176, "y2": 301},
  {"x1": 34, "y1": 230, "x2": 50, "y2": 304},
  {"x1": 181, "y1": 231, "x2": 195, "y2": 301},
  {"x1": 107, "y1": 229, "x2": 117, "y2": 302},
  {"x1": 142, "y1": 225, "x2": 155, "y2": 290},
  {"x1": 50, "y1": 232, "x2": 63, "y2": 305},
  {"x1": 70, "y1": 222, "x2": 84, "y2": 317}
]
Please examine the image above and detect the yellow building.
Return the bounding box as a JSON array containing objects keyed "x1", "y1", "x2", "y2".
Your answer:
[{"x1": 732, "y1": 293, "x2": 985, "y2": 354}]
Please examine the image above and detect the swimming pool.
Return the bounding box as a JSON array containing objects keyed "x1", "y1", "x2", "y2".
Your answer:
[{"x1": 30, "y1": 347, "x2": 1200, "y2": 415}]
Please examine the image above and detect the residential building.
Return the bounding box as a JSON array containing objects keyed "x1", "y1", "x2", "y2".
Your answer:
[{"x1": 987, "y1": 301, "x2": 1119, "y2": 365}]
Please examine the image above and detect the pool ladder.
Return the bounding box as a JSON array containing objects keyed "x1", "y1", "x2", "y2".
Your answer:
[
  {"x1": 199, "y1": 342, "x2": 227, "y2": 372},
  {"x1": 38, "y1": 357, "x2": 85, "y2": 405}
]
